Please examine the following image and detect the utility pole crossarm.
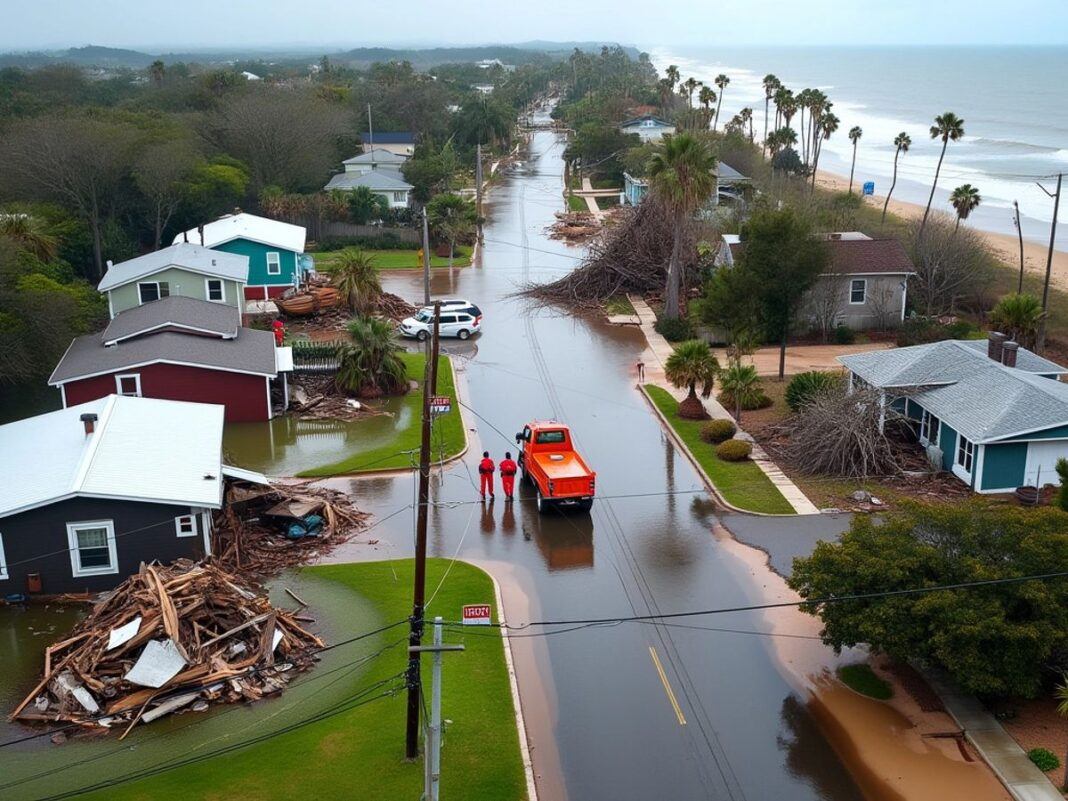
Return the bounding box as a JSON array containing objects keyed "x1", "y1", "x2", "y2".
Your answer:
[{"x1": 409, "y1": 644, "x2": 466, "y2": 653}]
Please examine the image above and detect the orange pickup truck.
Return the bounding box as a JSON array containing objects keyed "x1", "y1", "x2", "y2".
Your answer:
[{"x1": 515, "y1": 421, "x2": 596, "y2": 513}]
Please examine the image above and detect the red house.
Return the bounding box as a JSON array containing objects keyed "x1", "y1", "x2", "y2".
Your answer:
[{"x1": 49, "y1": 297, "x2": 286, "y2": 422}]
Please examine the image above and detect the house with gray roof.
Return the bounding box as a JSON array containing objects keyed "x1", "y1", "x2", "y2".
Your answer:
[
  {"x1": 98, "y1": 243, "x2": 247, "y2": 320},
  {"x1": 49, "y1": 297, "x2": 290, "y2": 423},
  {"x1": 839, "y1": 334, "x2": 1068, "y2": 492},
  {"x1": 324, "y1": 168, "x2": 413, "y2": 209},
  {"x1": 342, "y1": 148, "x2": 409, "y2": 174}
]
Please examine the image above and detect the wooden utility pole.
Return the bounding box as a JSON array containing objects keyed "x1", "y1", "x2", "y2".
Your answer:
[
  {"x1": 1013, "y1": 200, "x2": 1025, "y2": 293},
  {"x1": 406, "y1": 302, "x2": 441, "y2": 760},
  {"x1": 475, "y1": 143, "x2": 484, "y2": 244},
  {"x1": 421, "y1": 207, "x2": 431, "y2": 306},
  {"x1": 1037, "y1": 173, "x2": 1062, "y2": 351}
]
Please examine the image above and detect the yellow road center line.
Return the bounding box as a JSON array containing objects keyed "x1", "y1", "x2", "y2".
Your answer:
[{"x1": 649, "y1": 646, "x2": 687, "y2": 726}]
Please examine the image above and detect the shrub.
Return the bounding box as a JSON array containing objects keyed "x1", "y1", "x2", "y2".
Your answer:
[
  {"x1": 700, "y1": 419, "x2": 737, "y2": 444},
  {"x1": 897, "y1": 316, "x2": 957, "y2": 347},
  {"x1": 715, "y1": 438, "x2": 752, "y2": 461},
  {"x1": 719, "y1": 389, "x2": 773, "y2": 411},
  {"x1": 834, "y1": 324, "x2": 856, "y2": 345},
  {"x1": 1057, "y1": 458, "x2": 1068, "y2": 513},
  {"x1": 1027, "y1": 748, "x2": 1060, "y2": 773},
  {"x1": 655, "y1": 316, "x2": 695, "y2": 342},
  {"x1": 837, "y1": 664, "x2": 893, "y2": 700},
  {"x1": 946, "y1": 319, "x2": 980, "y2": 339},
  {"x1": 786, "y1": 371, "x2": 841, "y2": 413}
]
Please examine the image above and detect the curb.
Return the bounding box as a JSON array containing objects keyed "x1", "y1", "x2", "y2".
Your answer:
[
  {"x1": 638, "y1": 385, "x2": 797, "y2": 518},
  {"x1": 489, "y1": 572, "x2": 540, "y2": 801}
]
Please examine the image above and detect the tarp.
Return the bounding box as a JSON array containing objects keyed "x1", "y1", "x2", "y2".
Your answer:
[{"x1": 124, "y1": 639, "x2": 187, "y2": 688}]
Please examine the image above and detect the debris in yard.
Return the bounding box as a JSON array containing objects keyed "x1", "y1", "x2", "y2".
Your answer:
[
  {"x1": 288, "y1": 373, "x2": 392, "y2": 422},
  {"x1": 213, "y1": 481, "x2": 368, "y2": 576},
  {"x1": 10, "y1": 561, "x2": 322, "y2": 737}
]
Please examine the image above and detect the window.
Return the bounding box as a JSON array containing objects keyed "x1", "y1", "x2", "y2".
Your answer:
[
  {"x1": 849, "y1": 279, "x2": 867, "y2": 305},
  {"x1": 0, "y1": 533, "x2": 7, "y2": 581},
  {"x1": 266, "y1": 252, "x2": 282, "y2": 275},
  {"x1": 919, "y1": 410, "x2": 940, "y2": 445},
  {"x1": 535, "y1": 430, "x2": 566, "y2": 444},
  {"x1": 138, "y1": 282, "x2": 170, "y2": 304},
  {"x1": 439, "y1": 315, "x2": 458, "y2": 324},
  {"x1": 956, "y1": 435, "x2": 975, "y2": 474},
  {"x1": 115, "y1": 373, "x2": 141, "y2": 397},
  {"x1": 205, "y1": 278, "x2": 225, "y2": 303},
  {"x1": 393, "y1": 191, "x2": 406, "y2": 203},
  {"x1": 66, "y1": 521, "x2": 117, "y2": 577},
  {"x1": 175, "y1": 515, "x2": 197, "y2": 538}
]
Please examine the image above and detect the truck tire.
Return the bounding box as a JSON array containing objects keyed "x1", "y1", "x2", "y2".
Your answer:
[
  {"x1": 576, "y1": 498, "x2": 594, "y2": 513},
  {"x1": 416, "y1": 330, "x2": 429, "y2": 342},
  {"x1": 457, "y1": 329, "x2": 470, "y2": 340},
  {"x1": 535, "y1": 487, "x2": 549, "y2": 514}
]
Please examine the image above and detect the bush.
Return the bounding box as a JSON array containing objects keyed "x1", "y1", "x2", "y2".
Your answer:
[
  {"x1": 786, "y1": 371, "x2": 842, "y2": 413},
  {"x1": 1028, "y1": 748, "x2": 1060, "y2": 773},
  {"x1": 700, "y1": 419, "x2": 737, "y2": 444},
  {"x1": 837, "y1": 664, "x2": 893, "y2": 700},
  {"x1": 946, "y1": 319, "x2": 980, "y2": 339},
  {"x1": 655, "y1": 316, "x2": 695, "y2": 342},
  {"x1": 1057, "y1": 458, "x2": 1068, "y2": 513},
  {"x1": 718, "y1": 389, "x2": 773, "y2": 411},
  {"x1": 316, "y1": 233, "x2": 413, "y2": 252},
  {"x1": 715, "y1": 438, "x2": 752, "y2": 461},
  {"x1": 834, "y1": 324, "x2": 856, "y2": 345},
  {"x1": 896, "y1": 316, "x2": 980, "y2": 347}
]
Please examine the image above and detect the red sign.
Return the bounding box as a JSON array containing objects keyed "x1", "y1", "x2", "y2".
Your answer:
[
  {"x1": 462, "y1": 604, "x2": 492, "y2": 626},
  {"x1": 430, "y1": 395, "x2": 451, "y2": 415}
]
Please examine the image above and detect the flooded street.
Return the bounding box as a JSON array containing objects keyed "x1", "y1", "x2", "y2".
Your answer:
[{"x1": 318, "y1": 122, "x2": 870, "y2": 801}]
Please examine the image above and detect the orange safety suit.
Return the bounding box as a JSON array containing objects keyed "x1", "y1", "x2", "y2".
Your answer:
[
  {"x1": 499, "y1": 458, "x2": 518, "y2": 499},
  {"x1": 478, "y1": 456, "x2": 495, "y2": 498}
]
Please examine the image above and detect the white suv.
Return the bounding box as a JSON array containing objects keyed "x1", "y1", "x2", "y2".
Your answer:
[{"x1": 400, "y1": 300, "x2": 483, "y2": 341}]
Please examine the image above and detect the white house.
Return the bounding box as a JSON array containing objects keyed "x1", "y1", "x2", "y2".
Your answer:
[
  {"x1": 324, "y1": 169, "x2": 413, "y2": 209},
  {"x1": 340, "y1": 148, "x2": 409, "y2": 175},
  {"x1": 619, "y1": 114, "x2": 676, "y2": 142}
]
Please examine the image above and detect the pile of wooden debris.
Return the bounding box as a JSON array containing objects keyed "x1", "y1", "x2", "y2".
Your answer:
[
  {"x1": 214, "y1": 482, "x2": 368, "y2": 576},
  {"x1": 11, "y1": 561, "x2": 322, "y2": 738},
  {"x1": 547, "y1": 210, "x2": 601, "y2": 242}
]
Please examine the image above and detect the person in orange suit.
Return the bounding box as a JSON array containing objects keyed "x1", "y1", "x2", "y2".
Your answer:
[
  {"x1": 271, "y1": 319, "x2": 285, "y2": 347},
  {"x1": 478, "y1": 451, "x2": 495, "y2": 499},
  {"x1": 499, "y1": 452, "x2": 518, "y2": 501}
]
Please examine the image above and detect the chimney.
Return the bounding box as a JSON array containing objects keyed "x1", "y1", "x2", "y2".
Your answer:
[
  {"x1": 1002, "y1": 341, "x2": 1019, "y2": 368},
  {"x1": 198, "y1": 224, "x2": 205, "y2": 246},
  {"x1": 987, "y1": 331, "x2": 1007, "y2": 361},
  {"x1": 105, "y1": 259, "x2": 113, "y2": 271},
  {"x1": 183, "y1": 230, "x2": 188, "y2": 243},
  {"x1": 79, "y1": 412, "x2": 98, "y2": 436}
]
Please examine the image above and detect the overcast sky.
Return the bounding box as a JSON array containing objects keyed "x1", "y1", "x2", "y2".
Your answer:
[{"x1": 3, "y1": 0, "x2": 1066, "y2": 51}]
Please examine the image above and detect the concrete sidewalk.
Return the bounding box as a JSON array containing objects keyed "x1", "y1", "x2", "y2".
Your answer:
[{"x1": 629, "y1": 295, "x2": 820, "y2": 515}]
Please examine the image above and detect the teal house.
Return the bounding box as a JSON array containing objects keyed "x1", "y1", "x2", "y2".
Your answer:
[
  {"x1": 174, "y1": 213, "x2": 308, "y2": 301},
  {"x1": 840, "y1": 336, "x2": 1068, "y2": 493}
]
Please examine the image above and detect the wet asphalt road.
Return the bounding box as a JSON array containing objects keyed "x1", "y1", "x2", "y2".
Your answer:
[{"x1": 321, "y1": 122, "x2": 863, "y2": 801}]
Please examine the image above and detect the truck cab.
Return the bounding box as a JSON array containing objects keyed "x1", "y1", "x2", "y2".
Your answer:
[{"x1": 515, "y1": 421, "x2": 596, "y2": 513}]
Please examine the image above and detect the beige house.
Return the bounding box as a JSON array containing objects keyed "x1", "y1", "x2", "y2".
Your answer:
[{"x1": 715, "y1": 232, "x2": 915, "y2": 332}]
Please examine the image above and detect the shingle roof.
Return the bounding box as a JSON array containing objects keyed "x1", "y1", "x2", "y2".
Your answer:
[
  {"x1": 97, "y1": 243, "x2": 248, "y2": 291},
  {"x1": 360, "y1": 131, "x2": 415, "y2": 145},
  {"x1": 620, "y1": 114, "x2": 673, "y2": 128},
  {"x1": 0, "y1": 395, "x2": 224, "y2": 517},
  {"x1": 173, "y1": 213, "x2": 306, "y2": 253},
  {"x1": 343, "y1": 148, "x2": 409, "y2": 165},
  {"x1": 839, "y1": 340, "x2": 1068, "y2": 442},
  {"x1": 727, "y1": 237, "x2": 915, "y2": 275},
  {"x1": 717, "y1": 162, "x2": 748, "y2": 182},
  {"x1": 49, "y1": 326, "x2": 277, "y2": 385},
  {"x1": 325, "y1": 170, "x2": 413, "y2": 191},
  {"x1": 101, "y1": 297, "x2": 238, "y2": 345}
]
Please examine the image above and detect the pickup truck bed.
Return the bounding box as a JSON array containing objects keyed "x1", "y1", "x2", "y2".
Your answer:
[{"x1": 531, "y1": 452, "x2": 591, "y2": 480}]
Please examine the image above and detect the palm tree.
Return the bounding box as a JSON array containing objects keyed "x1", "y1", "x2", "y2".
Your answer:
[
  {"x1": 773, "y1": 86, "x2": 793, "y2": 130},
  {"x1": 713, "y1": 74, "x2": 730, "y2": 131},
  {"x1": 847, "y1": 126, "x2": 863, "y2": 193},
  {"x1": 803, "y1": 90, "x2": 828, "y2": 168},
  {"x1": 657, "y1": 78, "x2": 674, "y2": 112},
  {"x1": 698, "y1": 85, "x2": 715, "y2": 111},
  {"x1": 1054, "y1": 677, "x2": 1068, "y2": 788},
  {"x1": 332, "y1": 249, "x2": 381, "y2": 315},
  {"x1": 882, "y1": 132, "x2": 912, "y2": 222},
  {"x1": 664, "y1": 340, "x2": 719, "y2": 419},
  {"x1": 719, "y1": 363, "x2": 761, "y2": 423},
  {"x1": 426, "y1": 193, "x2": 477, "y2": 268},
  {"x1": 0, "y1": 213, "x2": 58, "y2": 260},
  {"x1": 921, "y1": 112, "x2": 966, "y2": 236},
  {"x1": 337, "y1": 317, "x2": 408, "y2": 398},
  {"x1": 666, "y1": 65, "x2": 680, "y2": 91},
  {"x1": 949, "y1": 183, "x2": 981, "y2": 229},
  {"x1": 991, "y1": 292, "x2": 1044, "y2": 348},
  {"x1": 810, "y1": 111, "x2": 839, "y2": 188},
  {"x1": 762, "y1": 74, "x2": 780, "y2": 157},
  {"x1": 648, "y1": 134, "x2": 718, "y2": 321},
  {"x1": 683, "y1": 77, "x2": 700, "y2": 109},
  {"x1": 149, "y1": 60, "x2": 165, "y2": 87},
  {"x1": 740, "y1": 107, "x2": 754, "y2": 142}
]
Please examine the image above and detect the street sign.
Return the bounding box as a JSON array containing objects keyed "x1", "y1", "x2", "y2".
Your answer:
[
  {"x1": 863, "y1": 181, "x2": 875, "y2": 196},
  {"x1": 430, "y1": 395, "x2": 451, "y2": 415},
  {"x1": 461, "y1": 604, "x2": 492, "y2": 626}
]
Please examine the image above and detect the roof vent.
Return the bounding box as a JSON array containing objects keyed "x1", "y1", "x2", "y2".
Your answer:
[
  {"x1": 79, "y1": 413, "x2": 98, "y2": 436},
  {"x1": 1002, "y1": 341, "x2": 1019, "y2": 368},
  {"x1": 105, "y1": 259, "x2": 113, "y2": 270},
  {"x1": 987, "y1": 331, "x2": 1007, "y2": 361},
  {"x1": 211, "y1": 259, "x2": 217, "y2": 266},
  {"x1": 829, "y1": 233, "x2": 842, "y2": 240}
]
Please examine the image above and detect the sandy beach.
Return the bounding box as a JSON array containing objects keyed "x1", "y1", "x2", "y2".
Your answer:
[{"x1": 814, "y1": 169, "x2": 1068, "y2": 293}]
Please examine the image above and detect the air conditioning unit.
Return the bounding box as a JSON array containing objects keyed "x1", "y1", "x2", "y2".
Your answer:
[{"x1": 926, "y1": 444, "x2": 943, "y2": 470}]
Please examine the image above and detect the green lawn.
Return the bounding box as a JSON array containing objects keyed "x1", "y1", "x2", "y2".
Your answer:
[
  {"x1": 313, "y1": 246, "x2": 473, "y2": 272},
  {"x1": 567, "y1": 194, "x2": 588, "y2": 212},
  {"x1": 644, "y1": 385, "x2": 795, "y2": 515},
  {"x1": 297, "y1": 352, "x2": 465, "y2": 476},
  {"x1": 837, "y1": 663, "x2": 893, "y2": 700},
  {"x1": 604, "y1": 295, "x2": 636, "y2": 316},
  {"x1": 90, "y1": 559, "x2": 526, "y2": 801}
]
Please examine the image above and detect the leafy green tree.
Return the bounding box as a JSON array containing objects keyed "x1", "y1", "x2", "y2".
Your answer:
[
  {"x1": 950, "y1": 183, "x2": 982, "y2": 230},
  {"x1": 991, "y1": 292, "x2": 1044, "y2": 348},
  {"x1": 921, "y1": 112, "x2": 966, "y2": 236},
  {"x1": 718, "y1": 362, "x2": 761, "y2": 422},
  {"x1": 346, "y1": 186, "x2": 388, "y2": 224},
  {"x1": 451, "y1": 96, "x2": 512, "y2": 149},
  {"x1": 788, "y1": 503, "x2": 1068, "y2": 697},
  {"x1": 564, "y1": 124, "x2": 639, "y2": 183},
  {"x1": 176, "y1": 157, "x2": 250, "y2": 231},
  {"x1": 1056, "y1": 458, "x2": 1068, "y2": 513},
  {"x1": 332, "y1": 250, "x2": 381, "y2": 315},
  {"x1": 133, "y1": 140, "x2": 201, "y2": 249},
  {"x1": 426, "y1": 193, "x2": 477, "y2": 267},
  {"x1": 648, "y1": 133, "x2": 717, "y2": 320},
  {"x1": 664, "y1": 339, "x2": 719, "y2": 419},
  {"x1": 882, "y1": 132, "x2": 912, "y2": 222},
  {"x1": 338, "y1": 317, "x2": 408, "y2": 398}
]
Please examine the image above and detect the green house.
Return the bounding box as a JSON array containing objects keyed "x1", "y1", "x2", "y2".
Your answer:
[
  {"x1": 174, "y1": 213, "x2": 308, "y2": 301},
  {"x1": 841, "y1": 336, "x2": 1068, "y2": 493},
  {"x1": 97, "y1": 243, "x2": 247, "y2": 320}
]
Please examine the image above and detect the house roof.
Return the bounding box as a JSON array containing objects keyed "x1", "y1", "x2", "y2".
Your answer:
[
  {"x1": 620, "y1": 114, "x2": 674, "y2": 129},
  {"x1": 49, "y1": 326, "x2": 277, "y2": 385},
  {"x1": 325, "y1": 170, "x2": 413, "y2": 192},
  {"x1": 97, "y1": 244, "x2": 248, "y2": 292},
  {"x1": 0, "y1": 394, "x2": 225, "y2": 518},
  {"x1": 360, "y1": 131, "x2": 415, "y2": 145},
  {"x1": 839, "y1": 340, "x2": 1068, "y2": 442},
  {"x1": 724, "y1": 235, "x2": 915, "y2": 275},
  {"x1": 717, "y1": 162, "x2": 748, "y2": 183},
  {"x1": 343, "y1": 148, "x2": 409, "y2": 165},
  {"x1": 101, "y1": 297, "x2": 238, "y2": 346},
  {"x1": 172, "y1": 213, "x2": 306, "y2": 254}
]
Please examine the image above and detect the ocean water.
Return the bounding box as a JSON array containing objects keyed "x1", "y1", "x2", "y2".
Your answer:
[{"x1": 649, "y1": 46, "x2": 1067, "y2": 247}]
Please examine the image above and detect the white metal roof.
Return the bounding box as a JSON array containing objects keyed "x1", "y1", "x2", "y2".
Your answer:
[
  {"x1": 172, "y1": 213, "x2": 306, "y2": 254},
  {"x1": 98, "y1": 244, "x2": 249, "y2": 292},
  {"x1": 0, "y1": 395, "x2": 225, "y2": 518}
]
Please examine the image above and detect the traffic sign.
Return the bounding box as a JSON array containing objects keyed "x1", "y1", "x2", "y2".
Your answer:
[
  {"x1": 462, "y1": 604, "x2": 492, "y2": 625},
  {"x1": 430, "y1": 395, "x2": 451, "y2": 415}
]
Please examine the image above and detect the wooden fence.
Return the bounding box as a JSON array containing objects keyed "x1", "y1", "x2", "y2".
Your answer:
[{"x1": 290, "y1": 339, "x2": 346, "y2": 373}]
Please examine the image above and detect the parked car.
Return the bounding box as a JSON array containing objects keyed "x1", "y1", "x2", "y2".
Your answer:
[
  {"x1": 399, "y1": 300, "x2": 483, "y2": 341},
  {"x1": 515, "y1": 420, "x2": 596, "y2": 513}
]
